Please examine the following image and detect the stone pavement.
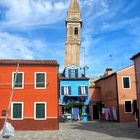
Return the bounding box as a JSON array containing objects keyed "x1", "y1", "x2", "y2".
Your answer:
[{"x1": 2, "y1": 121, "x2": 140, "y2": 140}]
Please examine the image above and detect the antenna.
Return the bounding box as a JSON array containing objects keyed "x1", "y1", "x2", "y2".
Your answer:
[{"x1": 81, "y1": 46, "x2": 89, "y2": 76}]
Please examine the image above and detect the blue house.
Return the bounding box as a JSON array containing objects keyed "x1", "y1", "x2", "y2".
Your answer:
[
  {"x1": 59, "y1": 0, "x2": 90, "y2": 121},
  {"x1": 59, "y1": 65, "x2": 90, "y2": 121}
]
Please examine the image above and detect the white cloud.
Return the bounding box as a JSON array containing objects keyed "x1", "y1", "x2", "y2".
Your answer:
[
  {"x1": 0, "y1": 31, "x2": 65, "y2": 72},
  {"x1": 0, "y1": 0, "x2": 68, "y2": 28},
  {"x1": 0, "y1": 32, "x2": 46, "y2": 59},
  {"x1": 101, "y1": 17, "x2": 140, "y2": 32}
]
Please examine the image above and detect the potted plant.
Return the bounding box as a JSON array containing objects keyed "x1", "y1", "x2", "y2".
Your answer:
[{"x1": 81, "y1": 112, "x2": 89, "y2": 121}]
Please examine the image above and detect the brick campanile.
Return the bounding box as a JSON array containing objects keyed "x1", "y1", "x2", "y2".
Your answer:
[{"x1": 64, "y1": 0, "x2": 82, "y2": 67}]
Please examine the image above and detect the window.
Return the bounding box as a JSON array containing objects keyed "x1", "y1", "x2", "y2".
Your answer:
[
  {"x1": 74, "y1": 27, "x2": 78, "y2": 35},
  {"x1": 34, "y1": 102, "x2": 46, "y2": 120},
  {"x1": 11, "y1": 102, "x2": 23, "y2": 120},
  {"x1": 79, "y1": 86, "x2": 88, "y2": 95},
  {"x1": 62, "y1": 86, "x2": 71, "y2": 95},
  {"x1": 35, "y1": 72, "x2": 46, "y2": 89},
  {"x1": 124, "y1": 100, "x2": 132, "y2": 113},
  {"x1": 123, "y1": 77, "x2": 130, "y2": 89},
  {"x1": 69, "y1": 69, "x2": 78, "y2": 78},
  {"x1": 12, "y1": 72, "x2": 24, "y2": 88}
]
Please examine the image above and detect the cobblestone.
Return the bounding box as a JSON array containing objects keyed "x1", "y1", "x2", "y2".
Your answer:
[{"x1": 2, "y1": 121, "x2": 140, "y2": 140}]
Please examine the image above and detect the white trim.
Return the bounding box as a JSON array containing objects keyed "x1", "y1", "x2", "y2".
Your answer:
[
  {"x1": 34, "y1": 72, "x2": 46, "y2": 89},
  {"x1": 124, "y1": 100, "x2": 133, "y2": 113},
  {"x1": 34, "y1": 102, "x2": 47, "y2": 120},
  {"x1": 12, "y1": 72, "x2": 24, "y2": 89},
  {"x1": 122, "y1": 76, "x2": 131, "y2": 89},
  {"x1": 11, "y1": 102, "x2": 24, "y2": 120}
]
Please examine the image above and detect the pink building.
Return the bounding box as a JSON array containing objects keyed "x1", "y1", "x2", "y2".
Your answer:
[
  {"x1": 90, "y1": 66, "x2": 137, "y2": 123},
  {"x1": 131, "y1": 52, "x2": 140, "y2": 127}
]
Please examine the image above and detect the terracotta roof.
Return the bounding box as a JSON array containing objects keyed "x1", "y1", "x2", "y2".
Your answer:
[
  {"x1": 0, "y1": 59, "x2": 59, "y2": 66},
  {"x1": 131, "y1": 52, "x2": 140, "y2": 60}
]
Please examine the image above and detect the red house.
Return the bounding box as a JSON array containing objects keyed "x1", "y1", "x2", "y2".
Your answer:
[
  {"x1": 0, "y1": 59, "x2": 59, "y2": 130},
  {"x1": 131, "y1": 52, "x2": 140, "y2": 127}
]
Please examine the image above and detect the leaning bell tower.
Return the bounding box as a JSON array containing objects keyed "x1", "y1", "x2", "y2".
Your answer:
[{"x1": 64, "y1": 0, "x2": 82, "y2": 67}]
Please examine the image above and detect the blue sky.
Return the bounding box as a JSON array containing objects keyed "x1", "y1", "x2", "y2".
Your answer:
[{"x1": 0, "y1": 0, "x2": 139, "y2": 77}]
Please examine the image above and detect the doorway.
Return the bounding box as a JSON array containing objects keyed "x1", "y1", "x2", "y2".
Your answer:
[{"x1": 93, "y1": 105, "x2": 99, "y2": 120}]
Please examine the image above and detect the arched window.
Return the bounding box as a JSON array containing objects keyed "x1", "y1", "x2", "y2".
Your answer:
[{"x1": 74, "y1": 27, "x2": 78, "y2": 35}]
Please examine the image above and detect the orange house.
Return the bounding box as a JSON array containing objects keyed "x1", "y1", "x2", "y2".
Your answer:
[
  {"x1": 90, "y1": 66, "x2": 137, "y2": 123},
  {"x1": 0, "y1": 59, "x2": 59, "y2": 130}
]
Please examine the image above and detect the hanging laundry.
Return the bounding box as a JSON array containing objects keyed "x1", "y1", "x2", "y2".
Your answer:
[
  {"x1": 105, "y1": 108, "x2": 110, "y2": 120},
  {"x1": 111, "y1": 106, "x2": 118, "y2": 121},
  {"x1": 102, "y1": 108, "x2": 105, "y2": 114}
]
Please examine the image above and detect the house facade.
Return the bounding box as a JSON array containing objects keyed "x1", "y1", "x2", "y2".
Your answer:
[
  {"x1": 131, "y1": 52, "x2": 140, "y2": 127},
  {"x1": 59, "y1": 0, "x2": 90, "y2": 121},
  {"x1": 59, "y1": 65, "x2": 90, "y2": 121},
  {"x1": 90, "y1": 66, "x2": 137, "y2": 123},
  {"x1": 0, "y1": 60, "x2": 59, "y2": 130}
]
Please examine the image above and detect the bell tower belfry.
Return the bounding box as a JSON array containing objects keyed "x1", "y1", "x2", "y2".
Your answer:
[{"x1": 64, "y1": 0, "x2": 82, "y2": 67}]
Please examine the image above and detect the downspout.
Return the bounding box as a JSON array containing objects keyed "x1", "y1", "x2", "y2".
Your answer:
[{"x1": 115, "y1": 73, "x2": 120, "y2": 122}]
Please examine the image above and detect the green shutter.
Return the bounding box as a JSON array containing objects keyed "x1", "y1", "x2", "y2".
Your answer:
[
  {"x1": 36, "y1": 73, "x2": 45, "y2": 88},
  {"x1": 78, "y1": 86, "x2": 81, "y2": 95},
  {"x1": 14, "y1": 73, "x2": 22, "y2": 87},
  {"x1": 75, "y1": 69, "x2": 78, "y2": 77},
  {"x1": 123, "y1": 77, "x2": 130, "y2": 88},
  {"x1": 85, "y1": 86, "x2": 88, "y2": 95},
  {"x1": 13, "y1": 103, "x2": 22, "y2": 118},
  {"x1": 68, "y1": 86, "x2": 71, "y2": 95},
  {"x1": 62, "y1": 87, "x2": 64, "y2": 95},
  {"x1": 69, "y1": 70, "x2": 71, "y2": 78},
  {"x1": 36, "y1": 104, "x2": 45, "y2": 119}
]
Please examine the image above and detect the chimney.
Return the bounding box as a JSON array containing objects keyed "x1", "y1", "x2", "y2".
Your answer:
[{"x1": 106, "y1": 68, "x2": 112, "y2": 75}]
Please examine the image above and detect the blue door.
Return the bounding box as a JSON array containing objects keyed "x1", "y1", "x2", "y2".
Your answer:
[{"x1": 72, "y1": 108, "x2": 79, "y2": 120}]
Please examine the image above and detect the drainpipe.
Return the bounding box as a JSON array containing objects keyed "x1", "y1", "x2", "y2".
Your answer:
[{"x1": 115, "y1": 73, "x2": 120, "y2": 122}]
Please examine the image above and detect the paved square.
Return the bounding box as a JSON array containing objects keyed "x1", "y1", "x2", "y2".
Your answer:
[{"x1": 2, "y1": 121, "x2": 140, "y2": 140}]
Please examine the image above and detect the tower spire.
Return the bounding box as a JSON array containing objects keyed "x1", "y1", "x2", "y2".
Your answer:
[{"x1": 68, "y1": 0, "x2": 80, "y2": 13}]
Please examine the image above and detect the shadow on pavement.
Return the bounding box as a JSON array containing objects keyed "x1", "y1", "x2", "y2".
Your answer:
[{"x1": 69, "y1": 121, "x2": 140, "y2": 139}]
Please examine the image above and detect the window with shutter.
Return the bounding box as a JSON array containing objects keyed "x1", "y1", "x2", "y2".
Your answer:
[
  {"x1": 12, "y1": 103, "x2": 23, "y2": 120},
  {"x1": 62, "y1": 86, "x2": 71, "y2": 95},
  {"x1": 12, "y1": 72, "x2": 23, "y2": 88},
  {"x1": 69, "y1": 69, "x2": 78, "y2": 78},
  {"x1": 35, "y1": 73, "x2": 46, "y2": 88},
  {"x1": 79, "y1": 86, "x2": 88, "y2": 95},
  {"x1": 123, "y1": 77, "x2": 130, "y2": 89},
  {"x1": 35, "y1": 103, "x2": 46, "y2": 120}
]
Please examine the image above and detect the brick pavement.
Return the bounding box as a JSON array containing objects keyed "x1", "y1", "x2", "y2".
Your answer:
[{"x1": 1, "y1": 121, "x2": 140, "y2": 140}]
